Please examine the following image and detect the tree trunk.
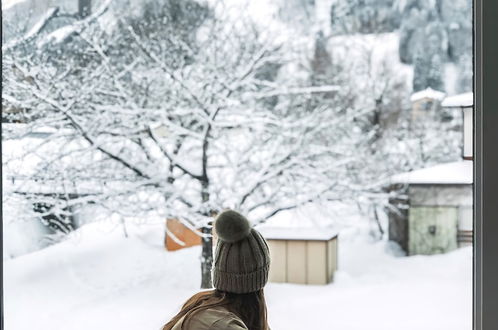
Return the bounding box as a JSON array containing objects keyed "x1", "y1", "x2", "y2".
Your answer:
[
  {"x1": 373, "y1": 205, "x2": 384, "y2": 238},
  {"x1": 200, "y1": 178, "x2": 213, "y2": 289},
  {"x1": 200, "y1": 225, "x2": 213, "y2": 288},
  {"x1": 200, "y1": 123, "x2": 213, "y2": 289},
  {"x1": 121, "y1": 216, "x2": 129, "y2": 238}
]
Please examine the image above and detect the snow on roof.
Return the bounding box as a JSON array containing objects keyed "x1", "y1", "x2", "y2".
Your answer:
[
  {"x1": 257, "y1": 226, "x2": 338, "y2": 241},
  {"x1": 410, "y1": 88, "x2": 446, "y2": 102},
  {"x1": 390, "y1": 160, "x2": 473, "y2": 185},
  {"x1": 441, "y1": 92, "x2": 473, "y2": 108}
]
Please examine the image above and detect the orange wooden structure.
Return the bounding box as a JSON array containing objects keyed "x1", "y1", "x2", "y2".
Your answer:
[{"x1": 165, "y1": 218, "x2": 202, "y2": 251}]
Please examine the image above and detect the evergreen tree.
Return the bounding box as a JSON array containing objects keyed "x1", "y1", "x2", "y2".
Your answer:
[
  {"x1": 412, "y1": 51, "x2": 427, "y2": 92},
  {"x1": 456, "y1": 53, "x2": 473, "y2": 93},
  {"x1": 426, "y1": 53, "x2": 444, "y2": 91},
  {"x1": 412, "y1": 17, "x2": 446, "y2": 92}
]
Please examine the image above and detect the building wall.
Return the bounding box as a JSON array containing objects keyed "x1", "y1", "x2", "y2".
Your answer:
[{"x1": 268, "y1": 238, "x2": 338, "y2": 285}]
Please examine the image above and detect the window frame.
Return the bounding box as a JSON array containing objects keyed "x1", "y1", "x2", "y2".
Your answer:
[{"x1": 474, "y1": 0, "x2": 498, "y2": 328}]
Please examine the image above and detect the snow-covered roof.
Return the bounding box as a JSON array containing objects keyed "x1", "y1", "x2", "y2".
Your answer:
[
  {"x1": 390, "y1": 161, "x2": 473, "y2": 185},
  {"x1": 441, "y1": 92, "x2": 473, "y2": 108},
  {"x1": 257, "y1": 226, "x2": 338, "y2": 241},
  {"x1": 410, "y1": 88, "x2": 446, "y2": 103}
]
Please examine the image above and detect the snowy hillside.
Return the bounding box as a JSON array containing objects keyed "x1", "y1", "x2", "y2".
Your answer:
[{"x1": 4, "y1": 219, "x2": 472, "y2": 330}]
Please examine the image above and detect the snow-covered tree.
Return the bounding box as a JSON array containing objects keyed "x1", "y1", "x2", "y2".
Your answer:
[
  {"x1": 3, "y1": 0, "x2": 370, "y2": 288},
  {"x1": 3, "y1": 0, "x2": 471, "y2": 286}
]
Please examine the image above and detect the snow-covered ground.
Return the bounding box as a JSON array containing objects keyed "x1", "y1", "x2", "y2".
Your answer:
[{"x1": 4, "y1": 218, "x2": 472, "y2": 330}]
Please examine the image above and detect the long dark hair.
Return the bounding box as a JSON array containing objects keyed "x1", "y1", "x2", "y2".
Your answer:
[{"x1": 162, "y1": 289, "x2": 269, "y2": 330}]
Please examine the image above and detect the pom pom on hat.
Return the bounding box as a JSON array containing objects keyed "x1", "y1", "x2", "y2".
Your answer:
[{"x1": 215, "y1": 210, "x2": 251, "y2": 243}]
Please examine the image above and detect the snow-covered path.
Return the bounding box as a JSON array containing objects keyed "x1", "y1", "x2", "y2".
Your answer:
[{"x1": 4, "y1": 222, "x2": 472, "y2": 330}]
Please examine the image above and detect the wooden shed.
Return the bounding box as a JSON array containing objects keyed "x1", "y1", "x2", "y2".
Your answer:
[
  {"x1": 387, "y1": 161, "x2": 473, "y2": 255},
  {"x1": 258, "y1": 227, "x2": 338, "y2": 285}
]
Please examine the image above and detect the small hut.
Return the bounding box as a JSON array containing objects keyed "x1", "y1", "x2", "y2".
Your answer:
[
  {"x1": 258, "y1": 227, "x2": 338, "y2": 285},
  {"x1": 409, "y1": 87, "x2": 446, "y2": 121}
]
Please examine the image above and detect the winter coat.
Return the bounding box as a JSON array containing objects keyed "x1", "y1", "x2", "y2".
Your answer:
[{"x1": 171, "y1": 306, "x2": 248, "y2": 330}]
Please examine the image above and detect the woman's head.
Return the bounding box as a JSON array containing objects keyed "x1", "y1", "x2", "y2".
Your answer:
[
  {"x1": 212, "y1": 210, "x2": 271, "y2": 294},
  {"x1": 162, "y1": 210, "x2": 271, "y2": 330}
]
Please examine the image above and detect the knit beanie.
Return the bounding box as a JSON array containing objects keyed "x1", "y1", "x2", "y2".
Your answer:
[{"x1": 212, "y1": 210, "x2": 270, "y2": 294}]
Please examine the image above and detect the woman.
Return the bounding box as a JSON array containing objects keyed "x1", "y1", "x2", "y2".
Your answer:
[{"x1": 162, "y1": 210, "x2": 271, "y2": 330}]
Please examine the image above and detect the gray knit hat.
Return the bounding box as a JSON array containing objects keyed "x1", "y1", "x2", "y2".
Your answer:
[{"x1": 212, "y1": 210, "x2": 270, "y2": 294}]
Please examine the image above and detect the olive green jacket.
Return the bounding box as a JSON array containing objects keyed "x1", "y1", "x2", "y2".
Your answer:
[{"x1": 171, "y1": 306, "x2": 248, "y2": 330}]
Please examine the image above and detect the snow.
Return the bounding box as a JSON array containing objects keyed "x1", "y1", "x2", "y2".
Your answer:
[
  {"x1": 444, "y1": 63, "x2": 459, "y2": 95},
  {"x1": 327, "y1": 32, "x2": 414, "y2": 99},
  {"x1": 2, "y1": 134, "x2": 48, "y2": 178},
  {"x1": 2, "y1": 197, "x2": 50, "y2": 259},
  {"x1": 2, "y1": 5, "x2": 473, "y2": 328},
  {"x1": 37, "y1": 0, "x2": 112, "y2": 47},
  {"x1": 6, "y1": 177, "x2": 141, "y2": 195},
  {"x1": 314, "y1": 0, "x2": 335, "y2": 34},
  {"x1": 39, "y1": 25, "x2": 77, "y2": 45},
  {"x1": 1, "y1": 0, "x2": 26, "y2": 10},
  {"x1": 24, "y1": 7, "x2": 58, "y2": 38},
  {"x1": 254, "y1": 201, "x2": 366, "y2": 229},
  {"x1": 258, "y1": 226, "x2": 338, "y2": 241},
  {"x1": 410, "y1": 87, "x2": 446, "y2": 102},
  {"x1": 4, "y1": 220, "x2": 472, "y2": 330},
  {"x1": 390, "y1": 160, "x2": 473, "y2": 185},
  {"x1": 2, "y1": 128, "x2": 144, "y2": 195},
  {"x1": 441, "y1": 92, "x2": 474, "y2": 108},
  {"x1": 205, "y1": 0, "x2": 286, "y2": 41}
]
